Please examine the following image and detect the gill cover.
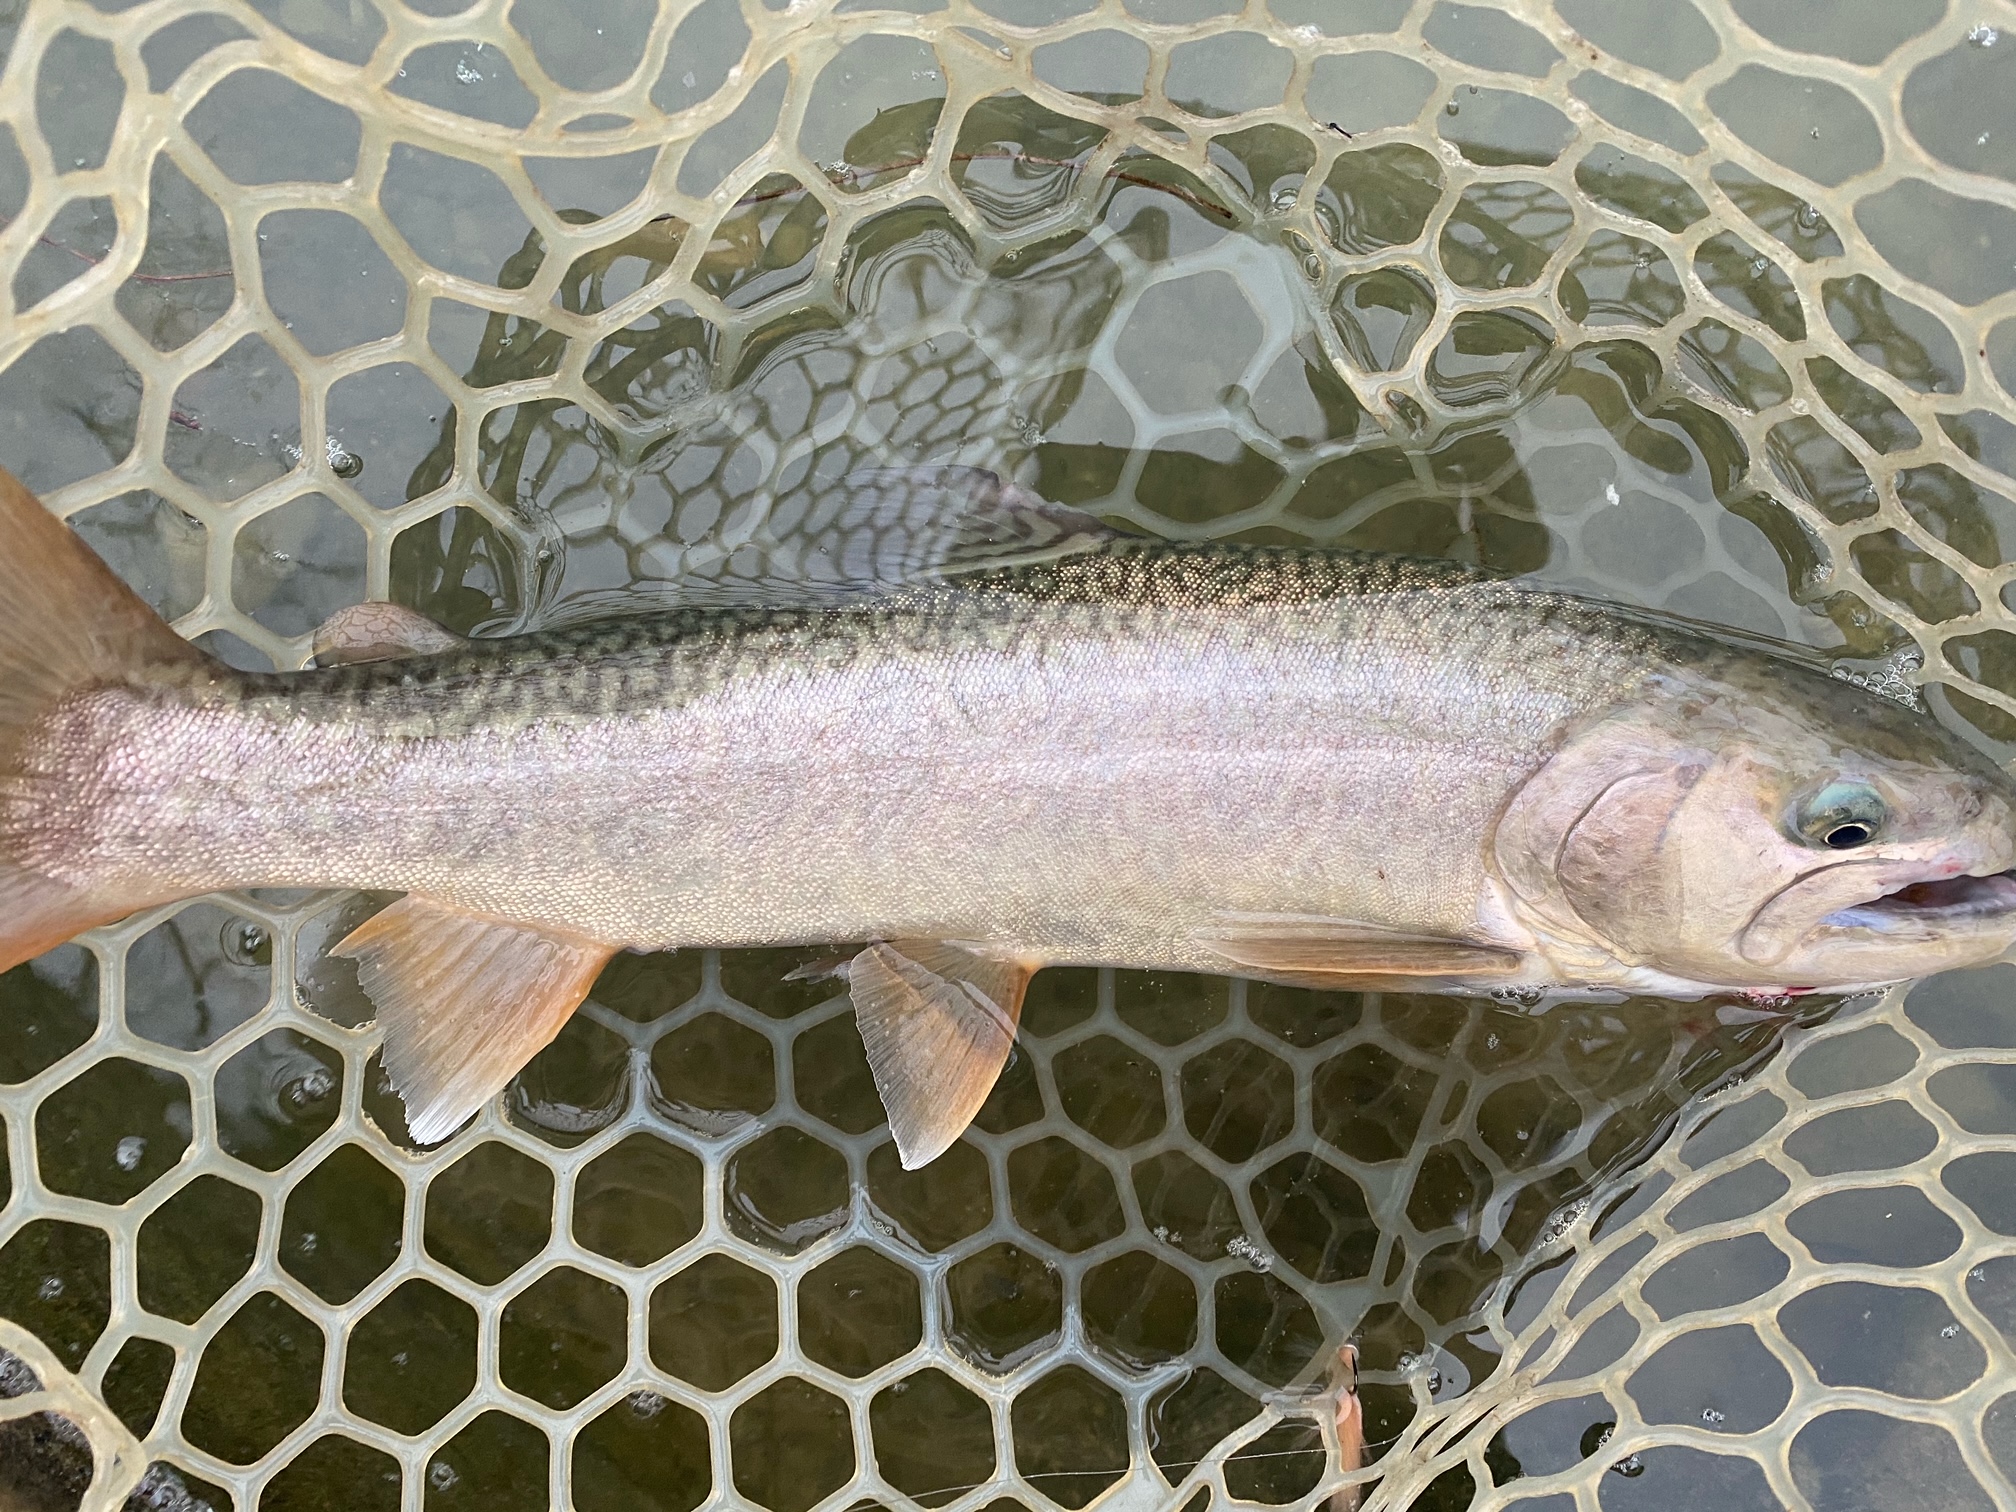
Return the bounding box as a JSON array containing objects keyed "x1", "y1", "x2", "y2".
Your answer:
[{"x1": 1492, "y1": 713, "x2": 1708, "y2": 968}]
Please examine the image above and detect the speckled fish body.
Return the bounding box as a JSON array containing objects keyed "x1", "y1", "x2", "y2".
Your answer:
[
  {"x1": 7, "y1": 466, "x2": 2016, "y2": 1158},
  {"x1": 26, "y1": 544, "x2": 1664, "y2": 972}
]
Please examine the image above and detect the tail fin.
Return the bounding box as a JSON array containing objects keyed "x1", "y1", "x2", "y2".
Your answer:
[{"x1": 0, "y1": 467, "x2": 208, "y2": 970}]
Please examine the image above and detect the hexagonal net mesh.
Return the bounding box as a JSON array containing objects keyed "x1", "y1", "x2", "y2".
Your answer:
[{"x1": 1, "y1": 0, "x2": 2015, "y2": 1508}]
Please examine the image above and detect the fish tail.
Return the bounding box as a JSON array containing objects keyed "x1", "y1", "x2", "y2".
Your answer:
[{"x1": 0, "y1": 466, "x2": 209, "y2": 971}]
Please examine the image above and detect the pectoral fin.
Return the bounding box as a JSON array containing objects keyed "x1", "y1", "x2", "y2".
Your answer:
[
  {"x1": 334, "y1": 897, "x2": 614, "y2": 1144},
  {"x1": 312, "y1": 603, "x2": 466, "y2": 667},
  {"x1": 846, "y1": 940, "x2": 1034, "y2": 1170},
  {"x1": 1195, "y1": 915, "x2": 1522, "y2": 985}
]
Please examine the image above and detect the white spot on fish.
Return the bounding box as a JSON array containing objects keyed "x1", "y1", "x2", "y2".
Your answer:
[
  {"x1": 115, "y1": 1135, "x2": 146, "y2": 1172},
  {"x1": 428, "y1": 1462, "x2": 458, "y2": 1491},
  {"x1": 454, "y1": 57, "x2": 482, "y2": 85},
  {"x1": 1967, "y1": 23, "x2": 2000, "y2": 45},
  {"x1": 1604, "y1": 483, "x2": 1621, "y2": 506}
]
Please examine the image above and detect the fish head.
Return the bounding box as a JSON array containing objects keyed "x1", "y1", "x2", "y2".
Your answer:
[{"x1": 1495, "y1": 659, "x2": 2016, "y2": 992}]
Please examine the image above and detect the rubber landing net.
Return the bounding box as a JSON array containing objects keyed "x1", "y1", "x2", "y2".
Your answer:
[{"x1": 1, "y1": 0, "x2": 2015, "y2": 1509}]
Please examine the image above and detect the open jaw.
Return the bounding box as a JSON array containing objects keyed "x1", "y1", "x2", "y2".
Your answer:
[{"x1": 1822, "y1": 869, "x2": 2016, "y2": 932}]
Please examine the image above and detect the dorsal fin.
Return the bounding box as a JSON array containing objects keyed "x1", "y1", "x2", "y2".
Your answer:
[
  {"x1": 311, "y1": 603, "x2": 466, "y2": 667},
  {"x1": 676, "y1": 466, "x2": 1122, "y2": 607}
]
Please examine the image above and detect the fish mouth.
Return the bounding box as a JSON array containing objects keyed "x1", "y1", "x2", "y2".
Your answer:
[{"x1": 1821, "y1": 869, "x2": 2016, "y2": 932}]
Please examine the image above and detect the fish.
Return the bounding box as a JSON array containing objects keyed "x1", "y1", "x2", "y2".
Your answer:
[{"x1": 2, "y1": 464, "x2": 2013, "y2": 1167}]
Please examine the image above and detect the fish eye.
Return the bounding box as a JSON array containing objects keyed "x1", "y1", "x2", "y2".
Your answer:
[{"x1": 1791, "y1": 780, "x2": 1888, "y2": 850}]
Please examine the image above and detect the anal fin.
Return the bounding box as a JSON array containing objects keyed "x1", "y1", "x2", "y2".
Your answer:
[
  {"x1": 846, "y1": 940, "x2": 1034, "y2": 1170},
  {"x1": 334, "y1": 897, "x2": 614, "y2": 1143},
  {"x1": 1195, "y1": 915, "x2": 1522, "y2": 985}
]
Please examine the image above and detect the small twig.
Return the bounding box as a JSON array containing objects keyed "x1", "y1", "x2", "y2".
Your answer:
[{"x1": 0, "y1": 211, "x2": 232, "y2": 285}]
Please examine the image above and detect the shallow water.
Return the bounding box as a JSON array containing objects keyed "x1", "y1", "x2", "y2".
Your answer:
[{"x1": 1, "y1": 1, "x2": 2015, "y2": 1509}]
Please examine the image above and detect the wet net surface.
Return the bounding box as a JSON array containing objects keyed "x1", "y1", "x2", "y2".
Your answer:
[{"x1": 1, "y1": 0, "x2": 2015, "y2": 1508}]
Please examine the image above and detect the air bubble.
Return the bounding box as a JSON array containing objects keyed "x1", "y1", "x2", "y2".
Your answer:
[
  {"x1": 627, "y1": 1389, "x2": 667, "y2": 1418},
  {"x1": 454, "y1": 57, "x2": 482, "y2": 85},
  {"x1": 1611, "y1": 1454, "x2": 1646, "y2": 1477},
  {"x1": 326, "y1": 437, "x2": 363, "y2": 480},
  {"x1": 1795, "y1": 202, "x2": 1822, "y2": 230},
  {"x1": 1445, "y1": 99, "x2": 1460, "y2": 116},
  {"x1": 1701, "y1": 1407, "x2": 1725, "y2": 1424},
  {"x1": 1941, "y1": 1323, "x2": 1960, "y2": 1338},
  {"x1": 221, "y1": 920, "x2": 270, "y2": 967},
  {"x1": 115, "y1": 1136, "x2": 147, "y2": 1172},
  {"x1": 287, "y1": 1068, "x2": 337, "y2": 1110},
  {"x1": 1226, "y1": 1235, "x2": 1273, "y2": 1271}
]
